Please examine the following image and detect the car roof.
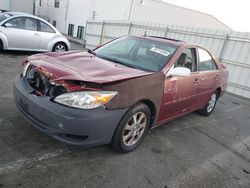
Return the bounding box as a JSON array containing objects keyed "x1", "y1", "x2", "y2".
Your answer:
[
  {"x1": 134, "y1": 35, "x2": 191, "y2": 47},
  {"x1": 1, "y1": 12, "x2": 58, "y2": 32},
  {"x1": 6, "y1": 12, "x2": 39, "y2": 19},
  {"x1": 2, "y1": 12, "x2": 50, "y2": 23}
]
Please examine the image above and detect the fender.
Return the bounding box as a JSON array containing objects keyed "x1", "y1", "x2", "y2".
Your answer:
[
  {"x1": 47, "y1": 35, "x2": 71, "y2": 51},
  {"x1": 0, "y1": 31, "x2": 8, "y2": 49}
]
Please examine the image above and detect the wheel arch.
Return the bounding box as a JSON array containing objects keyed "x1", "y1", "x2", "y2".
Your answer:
[
  {"x1": 139, "y1": 99, "x2": 157, "y2": 129},
  {"x1": 0, "y1": 33, "x2": 8, "y2": 49},
  {"x1": 47, "y1": 35, "x2": 70, "y2": 51},
  {"x1": 216, "y1": 87, "x2": 221, "y2": 98}
]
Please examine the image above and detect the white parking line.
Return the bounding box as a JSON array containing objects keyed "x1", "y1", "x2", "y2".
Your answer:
[
  {"x1": 226, "y1": 105, "x2": 242, "y2": 112},
  {"x1": 0, "y1": 149, "x2": 66, "y2": 174},
  {"x1": 225, "y1": 93, "x2": 250, "y2": 104}
]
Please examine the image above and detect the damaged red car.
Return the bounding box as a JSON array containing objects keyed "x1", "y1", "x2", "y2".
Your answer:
[{"x1": 14, "y1": 36, "x2": 228, "y2": 152}]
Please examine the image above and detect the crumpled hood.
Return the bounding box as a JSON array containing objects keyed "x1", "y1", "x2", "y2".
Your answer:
[{"x1": 26, "y1": 51, "x2": 153, "y2": 84}]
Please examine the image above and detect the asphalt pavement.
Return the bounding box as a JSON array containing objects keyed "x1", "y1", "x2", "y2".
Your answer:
[{"x1": 0, "y1": 44, "x2": 250, "y2": 188}]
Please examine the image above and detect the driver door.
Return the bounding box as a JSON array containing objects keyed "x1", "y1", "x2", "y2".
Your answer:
[
  {"x1": 158, "y1": 48, "x2": 200, "y2": 122},
  {"x1": 2, "y1": 17, "x2": 40, "y2": 50}
]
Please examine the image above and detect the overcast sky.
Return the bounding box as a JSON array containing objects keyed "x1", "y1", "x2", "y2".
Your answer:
[{"x1": 163, "y1": 0, "x2": 250, "y2": 32}]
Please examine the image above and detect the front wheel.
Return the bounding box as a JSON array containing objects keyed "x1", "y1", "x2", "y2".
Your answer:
[
  {"x1": 111, "y1": 104, "x2": 151, "y2": 153},
  {"x1": 52, "y1": 42, "x2": 68, "y2": 52},
  {"x1": 197, "y1": 91, "x2": 218, "y2": 116},
  {"x1": 0, "y1": 40, "x2": 3, "y2": 52}
]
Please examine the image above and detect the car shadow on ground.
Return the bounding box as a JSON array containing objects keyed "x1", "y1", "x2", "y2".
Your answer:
[{"x1": 0, "y1": 50, "x2": 41, "y2": 56}]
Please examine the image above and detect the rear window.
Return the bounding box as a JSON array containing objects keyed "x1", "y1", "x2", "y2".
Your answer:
[
  {"x1": 39, "y1": 21, "x2": 55, "y2": 33},
  {"x1": 0, "y1": 13, "x2": 12, "y2": 22}
]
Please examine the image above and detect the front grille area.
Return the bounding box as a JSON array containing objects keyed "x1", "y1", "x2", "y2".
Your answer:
[{"x1": 25, "y1": 65, "x2": 67, "y2": 97}]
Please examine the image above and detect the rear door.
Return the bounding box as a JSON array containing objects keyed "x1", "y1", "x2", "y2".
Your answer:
[
  {"x1": 196, "y1": 48, "x2": 219, "y2": 105},
  {"x1": 2, "y1": 17, "x2": 40, "y2": 50},
  {"x1": 158, "y1": 48, "x2": 200, "y2": 122}
]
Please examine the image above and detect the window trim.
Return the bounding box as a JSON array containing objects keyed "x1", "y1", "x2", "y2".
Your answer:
[
  {"x1": 68, "y1": 24, "x2": 75, "y2": 37},
  {"x1": 54, "y1": 0, "x2": 60, "y2": 8},
  {"x1": 197, "y1": 47, "x2": 218, "y2": 72},
  {"x1": 52, "y1": 20, "x2": 57, "y2": 27},
  {"x1": 174, "y1": 47, "x2": 198, "y2": 73},
  {"x1": 3, "y1": 16, "x2": 38, "y2": 31},
  {"x1": 37, "y1": 20, "x2": 56, "y2": 33},
  {"x1": 77, "y1": 26, "x2": 84, "y2": 39}
]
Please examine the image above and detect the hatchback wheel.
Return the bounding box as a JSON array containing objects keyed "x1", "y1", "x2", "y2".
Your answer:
[
  {"x1": 52, "y1": 42, "x2": 68, "y2": 52},
  {"x1": 111, "y1": 104, "x2": 151, "y2": 153},
  {"x1": 0, "y1": 40, "x2": 3, "y2": 51},
  {"x1": 198, "y1": 91, "x2": 218, "y2": 116}
]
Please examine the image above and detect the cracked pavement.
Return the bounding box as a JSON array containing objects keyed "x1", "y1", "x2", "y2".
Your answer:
[{"x1": 0, "y1": 45, "x2": 250, "y2": 188}]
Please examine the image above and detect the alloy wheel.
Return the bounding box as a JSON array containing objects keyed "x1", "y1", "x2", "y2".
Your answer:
[
  {"x1": 207, "y1": 93, "x2": 217, "y2": 113},
  {"x1": 55, "y1": 44, "x2": 66, "y2": 52},
  {"x1": 122, "y1": 112, "x2": 147, "y2": 147}
]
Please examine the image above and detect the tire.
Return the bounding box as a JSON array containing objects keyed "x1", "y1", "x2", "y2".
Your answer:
[
  {"x1": 111, "y1": 103, "x2": 151, "y2": 153},
  {"x1": 0, "y1": 40, "x2": 3, "y2": 51},
  {"x1": 52, "y1": 42, "x2": 68, "y2": 52},
  {"x1": 197, "y1": 91, "x2": 218, "y2": 116}
]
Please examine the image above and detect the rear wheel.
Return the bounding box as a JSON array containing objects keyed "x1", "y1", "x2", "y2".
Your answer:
[
  {"x1": 111, "y1": 104, "x2": 151, "y2": 153},
  {"x1": 197, "y1": 91, "x2": 218, "y2": 116},
  {"x1": 0, "y1": 40, "x2": 3, "y2": 51},
  {"x1": 52, "y1": 42, "x2": 68, "y2": 52}
]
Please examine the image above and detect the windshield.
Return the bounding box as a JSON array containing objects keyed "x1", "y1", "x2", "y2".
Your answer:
[
  {"x1": 0, "y1": 13, "x2": 12, "y2": 22},
  {"x1": 94, "y1": 36, "x2": 178, "y2": 72}
]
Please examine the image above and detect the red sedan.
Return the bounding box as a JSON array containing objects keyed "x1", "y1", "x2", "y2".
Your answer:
[{"x1": 13, "y1": 36, "x2": 229, "y2": 152}]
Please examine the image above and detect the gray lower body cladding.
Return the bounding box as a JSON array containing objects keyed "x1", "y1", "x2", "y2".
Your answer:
[{"x1": 13, "y1": 75, "x2": 128, "y2": 147}]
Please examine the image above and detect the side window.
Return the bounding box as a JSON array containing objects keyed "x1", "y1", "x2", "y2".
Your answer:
[
  {"x1": 175, "y1": 48, "x2": 197, "y2": 72},
  {"x1": 25, "y1": 18, "x2": 37, "y2": 31},
  {"x1": 40, "y1": 21, "x2": 55, "y2": 33},
  {"x1": 6, "y1": 17, "x2": 37, "y2": 31},
  {"x1": 198, "y1": 48, "x2": 217, "y2": 71}
]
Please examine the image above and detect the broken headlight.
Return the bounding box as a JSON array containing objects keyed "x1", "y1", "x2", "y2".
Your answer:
[{"x1": 22, "y1": 62, "x2": 31, "y2": 77}]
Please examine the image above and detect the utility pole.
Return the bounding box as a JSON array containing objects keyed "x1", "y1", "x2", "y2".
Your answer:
[
  {"x1": 65, "y1": 0, "x2": 70, "y2": 34},
  {"x1": 9, "y1": 0, "x2": 12, "y2": 11},
  {"x1": 33, "y1": 0, "x2": 36, "y2": 15}
]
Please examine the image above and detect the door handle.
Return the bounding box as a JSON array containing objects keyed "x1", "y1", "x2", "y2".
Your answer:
[
  {"x1": 34, "y1": 33, "x2": 40, "y2": 36},
  {"x1": 215, "y1": 75, "x2": 219, "y2": 80}
]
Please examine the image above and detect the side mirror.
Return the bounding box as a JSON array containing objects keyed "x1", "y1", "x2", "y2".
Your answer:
[
  {"x1": 167, "y1": 67, "x2": 191, "y2": 77},
  {"x1": 4, "y1": 23, "x2": 13, "y2": 28}
]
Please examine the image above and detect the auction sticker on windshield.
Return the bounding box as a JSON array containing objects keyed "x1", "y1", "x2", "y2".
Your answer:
[{"x1": 150, "y1": 47, "x2": 171, "y2": 56}]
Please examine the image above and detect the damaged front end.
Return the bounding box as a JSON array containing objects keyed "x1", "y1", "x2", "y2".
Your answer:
[
  {"x1": 21, "y1": 62, "x2": 118, "y2": 110},
  {"x1": 22, "y1": 62, "x2": 102, "y2": 97}
]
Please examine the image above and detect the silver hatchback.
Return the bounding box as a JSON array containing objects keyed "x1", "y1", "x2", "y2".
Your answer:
[{"x1": 0, "y1": 12, "x2": 70, "y2": 52}]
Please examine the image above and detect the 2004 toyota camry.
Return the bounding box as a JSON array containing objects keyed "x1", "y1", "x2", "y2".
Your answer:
[{"x1": 14, "y1": 36, "x2": 229, "y2": 152}]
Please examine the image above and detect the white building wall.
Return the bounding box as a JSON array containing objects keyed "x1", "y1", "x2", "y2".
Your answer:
[
  {"x1": 0, "y1": 0, "x2": 10, "y2": 10},
  {"x1": 36, "y1": 0, "x2": 68, "y2": 33},
  {"x1": 89, "y1": 0, "x2": 131, "y2": 21},
  {"x1": 10, "y1": 0, "x2": 34, "y2": 14},
  {"x1": 65, "y1": 0, "x2": 92, "y2": 37},
  {"x1": 36, "y1": 0, "x2": 231, "y2": 36},
  {"x1": 66, "y1": 0, "x2": 131, "y2": 37},
  {"x1": 131, "y1": 0, "x2": 230, "y2": 30},
  {"x1": 36, "y1": 0, "x2": 131, "y2": 36}
]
